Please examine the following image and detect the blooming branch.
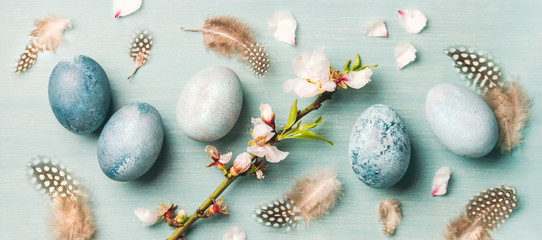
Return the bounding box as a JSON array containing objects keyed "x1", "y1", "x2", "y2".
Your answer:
[{"x1": 138, "y1": 46, "x2": 377, "y2": 240}]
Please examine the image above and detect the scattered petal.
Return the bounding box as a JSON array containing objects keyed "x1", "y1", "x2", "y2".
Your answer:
[
  {"x1": 268, "y1": 11, "x2": 297, "y2": 45},
  {"x1": 398, "y1": 9, "x2": 427, "y2": 34},
  {"x1": 113, "y1": 0, "x2": 142, "y2": 18},
  {"x1": 431, "y1": 167, "x2": 451, "y2": 196},
  {"x1": 134, "y1": 207, "x2": 159, "y2": 226},
  {"x1": 362, "y1": 18, "x2": 388, "y2": 37},
  {"x1": 395, "y1": 40, "x2": 417, "y2": 70},
  {"x1": 223, "y1": 226, "x2": 247, "y2": 240}
]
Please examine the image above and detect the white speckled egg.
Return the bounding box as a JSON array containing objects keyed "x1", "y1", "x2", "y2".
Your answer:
[
  {"x1": 425, "y1": 83, "x2": 498, "y2": 158},
  {"x1": 176, "y1": 66, "x2": 243, "y2": 142}
]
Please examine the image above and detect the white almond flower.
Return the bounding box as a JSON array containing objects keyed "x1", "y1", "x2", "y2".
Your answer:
[
  {"x1": 134, "y1": 207, "x2": 159, "y2": 226},
  {"x1": 362, "y1": 18, "x2": 388, "y2": 37},
  {"x1": 247, "y1": 119, "x2": 289, "y2": 163},
  {"x1": 283, "y1": 46, "x2": 336, "y2": 98},
  {"x1": 398, "y1": 9, "x2": 427, "y2": 34},
  {"x1": 230, "y1": 152, "x2": 252, "y2": 176},
  {"x1": 395, "y1": 40, "x2": 417, "y2": 70},
  {"x1": 342, "y1": 68, "x2": 373, "y2": 89},
  {"x1": 432, "y1": 167, "x2": 451, "y2": 196},
  {"x1": 113, "y1": 0, "x2": 142, "y2": 18},
  {"x1": 269, "y1": 11, "x2": 297, "y2": 45}
]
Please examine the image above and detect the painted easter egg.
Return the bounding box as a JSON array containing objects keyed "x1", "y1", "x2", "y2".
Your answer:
[
  {"x1": 97, "y1": 102, "x2": 164, "y2": 181},
  {"x1": 176, "y1": 66, "x2": 243, "y2": 142},
  {"x1": 425, "y1": 83, "x2": 498, "y2": 158},
  {"x1": 349, "y1": 104, "x2": 411, "y2": 189},
  {"x1": 48, "y1": 55, "x2": 111, "y2": 134}
]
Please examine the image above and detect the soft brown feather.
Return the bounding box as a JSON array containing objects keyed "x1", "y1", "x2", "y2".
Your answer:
[
  {"x1": 484, "y1": 82, "x2": 530, "y2": 153},
  {"x1": 445, "y1": 215, "x2": 492, "y2": 240},
  {"x1": 378, "y1": 199, "x2": 402, "y2": 235},
  {"x1": 52, "y1": 193, "x2": 96, "y2": 240},
  {"x1": 200, "y1": 16, "x2": 254, "y2": 57},
  {"x1": 287, "y1": 169, "x2": 342, "y2": 223}
]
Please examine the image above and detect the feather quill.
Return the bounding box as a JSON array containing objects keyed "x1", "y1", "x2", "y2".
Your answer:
[
  {"x1": 27, "y1": 156, "x2": 96, "y2": 240},
  {"x1": 128, "y1": 28, "x2": 153, "y2": 79},
  {"x1": 181, "y1": 16, "x2": 270, "y2": 77},
  {"x1": 254, "y1": 169, "x2": 342, "y2": 231},
  {"x1": 484, "y1": 82, "x2": 530, "y2": 153},
  {"x1": 444, "y1": 186, "x2": 518, "y2": 240},
  {"x1": 378, "y1": 199, "x2": 402, "y2": 235},
  {"x1": 15, "y1": 15, "x2": 71, "y2": 73}
]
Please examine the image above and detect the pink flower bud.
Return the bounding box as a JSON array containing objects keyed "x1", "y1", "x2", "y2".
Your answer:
[
  {"x1": 259, "y1": 103, "x2": 275, "y2": 128},
  {"x1": 230, "y1": 152, "x2": 252, "y2": 176}
]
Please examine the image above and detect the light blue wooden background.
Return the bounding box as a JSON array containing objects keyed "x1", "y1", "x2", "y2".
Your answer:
[{"x1": 1, "y1": 1, "x2": 541, "y2": 239}]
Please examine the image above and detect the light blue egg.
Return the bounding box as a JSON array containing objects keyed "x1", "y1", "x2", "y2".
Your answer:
[
  {"x1": 349, "y1": 104, "x2": 411, "y2": 189},
  {"x1": 176, "y1": 66, "x2": 243, "y2": 142},
  {"x1": 97, "y1": 103, "x2": 164, "y2": 181},
  {"x1": 48, "y1": 55, "x2": 111, "y2": 135},
  {"x1": 425, "y1": 83, "x2": 498, "y2": 158}
]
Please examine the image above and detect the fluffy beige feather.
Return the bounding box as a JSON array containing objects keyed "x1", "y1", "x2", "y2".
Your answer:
[
  {"x1": 181, "y1": 16, "x2": 270, "y2": 77},
  {"x1": 31, "y1": 15, "x2": 72, "y2": 52},
  {"x1": 484, "y1": 82, "x2": 530, "y2": 153},
  {"x1": 445, "y1": 215, "x2": 491, "y2": 240},
  {"x1": 52, "y1": 194, "x2": 96, "y2": 240},
  {"x1": 287, "y1": 169, "x2": 342, "y2": 223},
  {"x1": 378, "y1": 199, "x2": 402, "y2": 235}
]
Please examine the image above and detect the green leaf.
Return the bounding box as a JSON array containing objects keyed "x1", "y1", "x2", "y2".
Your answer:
[
  {"x1": 343, "y1": 60, "x2": 351, "y2": 73},
  {"x1": 300, "y1": 116, "x2": 323, "y2": 131},
  {"x1": 284, "y1": 99, "x2": 298, "y2": 130},
  {"x1": 286, "y1": 130, "x2": 334, "y2": 145},
  {"x1": 359, "y1": 64, "x2": 378, "y2": 71},
  {"x1": 352, "y1": 54, "x2": 361, "y2": 71}
]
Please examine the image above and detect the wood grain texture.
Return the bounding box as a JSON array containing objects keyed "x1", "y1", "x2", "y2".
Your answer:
[{"x1": 1, "y1": 0, "x2": 541, "y2": 239}]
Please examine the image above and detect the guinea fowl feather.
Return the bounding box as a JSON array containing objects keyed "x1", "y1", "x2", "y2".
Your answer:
[
  {"x1": 28, "y1": 156, "x2": 96, "y2": 240},
  {"x1": 444, "y1": 186, "x2": 518, "y2": 240},
  {"x1": 254, "y1": 169, "x2": 342, "y2": 230},
  {"x1": 181, "y1": 16, "x2": 270, "y2": 77}
]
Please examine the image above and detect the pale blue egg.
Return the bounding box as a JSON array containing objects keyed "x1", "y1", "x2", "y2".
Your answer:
[
  {"x1": 176, "y1": 66, "x2": 243, "y2": 142},
  {"x1": 48, "y1": 55, "x2": 111, "y2": 135},
  {"x1": 425, "y1": 83, "x2": 498, "y2": 158},
  {"x1": 97, "y1": 103, "x2": 164, "y2": 181},
  {"x1": 349, "y1": 104, "x2": 411, "y2": 189}
]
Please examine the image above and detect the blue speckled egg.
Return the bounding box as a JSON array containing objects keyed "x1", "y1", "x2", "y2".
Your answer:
[
  {"x1": 349, "y1": 104, "x2": 411, "y2": 189},
  {"x1": 176, "y1": 66, "x2": 243, "y2": 142},
  {"x1": 425, "y1": 83, "x2": 498, "y2": 158},
  {"x1": 97, "y1": 103, "x2": 164, "y2": 181},
  {"x1": 48, "y1": 55, "x2": 111, "y2": 135}
]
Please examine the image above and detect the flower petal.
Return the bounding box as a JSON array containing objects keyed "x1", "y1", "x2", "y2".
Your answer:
[
  {"x1": 252, "y1": 123, "x2": 274, "y2": 141},
  {"x1": 398, "y1": 9, "x2": 427, "y2": 34},
  {"x1": 134, "y1": 207, "x2": 159, "y2": 227},
  {"x1": 431, "y1": 167, "x2": 451, "y2": 196},
  {"x1": 292, "y1": 52, "x2": 312, "y2": 78},
  {"x1": 223, "y1": 226, "x2": 247, "y2": 240},
  {"x1": 247, "y1": 145, "x2": 266, "y2": 157},
  {"x1": 395, "y1": 40, "x2": 417, "y2": 70},
  {"x1": 268, "y1": 11, "x2": 297, "y2": 45},
  {"x1": 251, "y1": 117, "x2": 266, "y2": 127},
  {"x1": 219, "y1": 152, "x2": 232, "y2": 164},
  {"x1": 264, "y1": 146, "x2": 289, "y2": 163},
  {"x1": 344, "y1": 68, "x2": 373, "y2": 89},
  {"x1": 283, "y1": 78, "x2": 320, "y2": 98},
  {"x1": 113, "y1": 0, "x2": 142, "y2": 18},
  {"x1": 362, "y1": 18, "x2": 388, "y2": 37}
]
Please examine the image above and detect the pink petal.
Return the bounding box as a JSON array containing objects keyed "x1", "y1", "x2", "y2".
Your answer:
[
  {"x1": 395, "y1": 40, "x2": 417, "y2": 70},
  {"x1": 268, "y1": 11, "x2": 297, "y2": 45},
  {"x1": 283, "y1": 78, "x2": 320, "y2": 98},
  {"x1": 344, "y1": 68, "x2": 372, "y2": 89},
  {"x1": 362, "y1": 18, "x2": 388, "y2": 37},
  {"x1": 264, "y1": 146, "x2": 289, "y2": 163},
  {"x1": 113, "y1": 0, "x2": 142, "y2": 18},
  {"x1": 398, "y1": 9, "x2": 427, "y2": 34},
  {"x1": 431, "y1": 167, "x2": 451, "y2": 196}
]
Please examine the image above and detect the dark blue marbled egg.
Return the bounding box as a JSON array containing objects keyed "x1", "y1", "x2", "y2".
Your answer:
[
  {"x1": 97, "y1": 103, "x2": 164, "y2": 181},
  {"x1": 349, "y1": 104, "x2": 411, "y2": 189},
  {"x1": 48, "y1": 55, "x2": 111, "y2": 135}
]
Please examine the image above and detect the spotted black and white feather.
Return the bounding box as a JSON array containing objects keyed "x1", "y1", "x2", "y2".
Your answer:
[
  {"x1": 128, "y1": 28, "x2": 153, "y2": 79},
  {"x1": 254, "y1": 198, "x2": 303, "y2": 231},
  {"x1": 27, "y1": 155, "x2": 80, "y2": 199},
  {"x1": 254, "y1": 169, "x2": 342, "y2": 231},
  {"x1": 444, "y1": 46, "x2": 502, "y2": 92},
  {"x1": 245, "y1": 43, "x2": 270, "y2": 77},
  {"x1": 27, "y1": 156, "x2": 96, "y2": 240},
  {"x1": 445, "y1": 186, "x2": 518, "y2": 240}
]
